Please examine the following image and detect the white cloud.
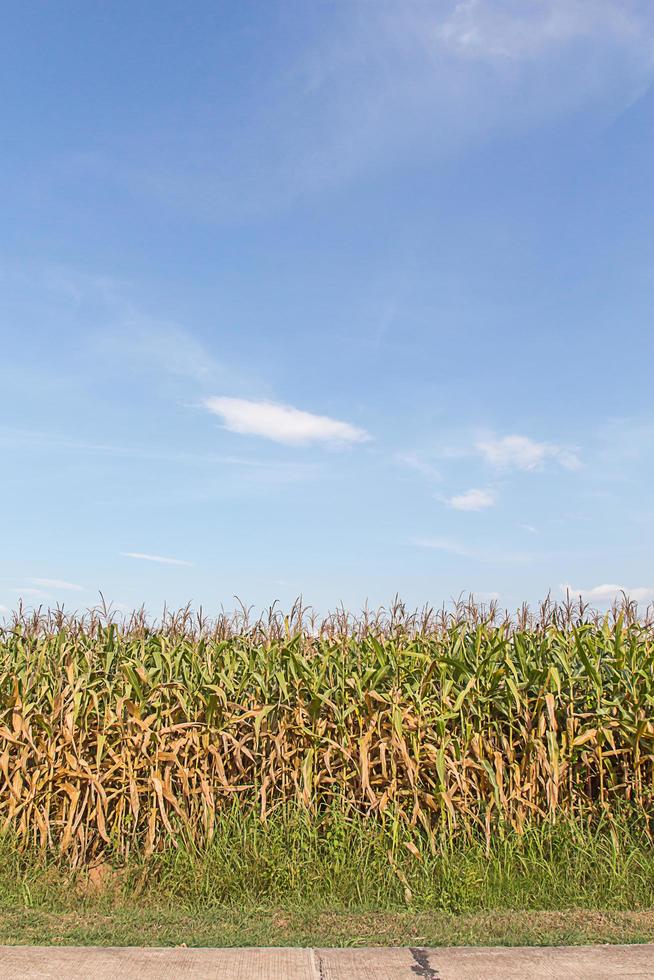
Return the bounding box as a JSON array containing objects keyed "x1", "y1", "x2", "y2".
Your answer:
[
  {"x1": 122, "y1": 552, "x2": 194, "y2": 567},
  {"x1": 31, "y1": 578, "x2": 84, "y2": 592},
  {"x1": 476, "y1": 435, "x2": 581, "y2": 471},
  {"x1": 203, "y1": 396, "x2": 370, "y2": 446},
  {"x1": 447, "y1": 487, "x2": 496, "y2": 511},
  {"x1": 562, "y1": 582, "x2": 654, "y2": 603}
]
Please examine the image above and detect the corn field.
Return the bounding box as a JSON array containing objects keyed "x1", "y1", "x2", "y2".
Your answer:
[{"x1": 1, "y1": 597, "x2": 654, "y2": 863}]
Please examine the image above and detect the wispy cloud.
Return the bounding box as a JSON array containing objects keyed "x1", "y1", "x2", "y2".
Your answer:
[
  {"x1": 0, "y1": 427, "x2": 324, "y2": 504},
  {"x1": 42, "y1": 264, "x2": 127, "y2": 307},
  {"x1": 30, "y1": 577, "x2": 84, "y2": 592},
  {"x1": 396, "y1": 452, "x2": 442, "y2": 482},
  {"x1": 11, "y1": 587, "x2": 52, "y2": 599},
  {"x1": 435, "y1": 0, "x2": 649, "y2": 62},
  {"x1": 447, "y1": 487, "x2": 496, "y2": 511},
  {"x1": 562, "y1": 582, "x2": 654, "y2": 603},
  {"x1": 412, "y1": 537, "x2": 533, "y2": 564},
  {"x1": 413, "y1": 537, "x2": 473, "y2": 558},
  {"x1": 104, "y1": 317, "x2": 218, "y2": 382},
  {"x1": 0, "y1": 426, "x2": 310, "y2": 468},
  {"x1": 203, "y1": 396, "x2": 370, "y2": 447},
  {"x1": 40, "y1": 265, "x2": 225, "y2": 385},
  {"x1": 476, "y1": 435, "x2": 581, "y2": 471},
  {"x1": 58, "y1": 1, "x2": 654, "y2": 222},
  {"x1": 122, "y1": 552, "x2": 194, "y2": 567}
]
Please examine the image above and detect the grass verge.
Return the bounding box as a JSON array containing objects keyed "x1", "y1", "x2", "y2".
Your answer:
[
  {"x1": 1, "y1": 808, "x2": 653, "y2": 947},
  {"x1": 1, "y1": 909, "x2": 654, "y2": 948}
]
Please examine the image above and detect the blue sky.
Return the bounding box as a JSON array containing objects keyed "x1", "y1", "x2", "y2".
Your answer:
[{"x1": 2, "y1": 0, "x2": 654, "y2": 616}]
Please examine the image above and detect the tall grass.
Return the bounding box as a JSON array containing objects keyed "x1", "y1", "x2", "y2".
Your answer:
[
  {"x1": 2, "y1": 807, "x2": 654, "y2": 914},
  {"x1": 1, "y1": 596, "x2": 653, "y2": 865}
]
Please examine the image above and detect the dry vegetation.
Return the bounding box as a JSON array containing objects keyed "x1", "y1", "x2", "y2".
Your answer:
[{"x1": 1, "y1": 596, "x2": 654, "y2": 865}]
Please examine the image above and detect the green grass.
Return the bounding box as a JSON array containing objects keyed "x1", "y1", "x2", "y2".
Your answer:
[
  {"x1": 2, "y1": 909, "x2": 654, "y2": 948},
  {"x1": 1, "y1": 808, "x2": 653, "y2": 947}
]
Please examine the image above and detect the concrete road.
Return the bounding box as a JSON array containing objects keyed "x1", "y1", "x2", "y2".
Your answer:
[{"x1": 0, "y1": 944, "x2": 653, "y2": 978}]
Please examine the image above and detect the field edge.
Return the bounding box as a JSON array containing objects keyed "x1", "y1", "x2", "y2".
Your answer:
[{"x1": 1, "y1": 908, "x2": 654, "y2": 949}]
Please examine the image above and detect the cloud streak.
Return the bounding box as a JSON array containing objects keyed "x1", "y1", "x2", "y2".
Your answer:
[
  {"x1": 413, "y1": 537, "x2": 473, "y2": 558},
  {"x1": 0, "y1": 426, "x2": 322, "y2": 472},
  {"x1": 203, "y1": 396, "x2": 370, "y2": 446},
  {"x1": 412, "y1": 537, "x2": 534, "y2": 564},
  {"x1": 106, "y1": 317, "x2": 219, "y2": 382},
  {"x1": 122, "y1": 552, "x2": 194, "y2": 567},
  {"x1": 396, "y1": 452, "x2": 442, "y2": 482},
  {"x1": 30, "y1": 578, "x2": 84, "y2": 592},
  {"x1": 11, "y1": 587, "x2": 52, "y2": 599}
]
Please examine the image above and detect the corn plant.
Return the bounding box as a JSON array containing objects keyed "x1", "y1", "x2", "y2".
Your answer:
[{"x1": 0, "y1": 596, "x2": 653, "y2": 863}]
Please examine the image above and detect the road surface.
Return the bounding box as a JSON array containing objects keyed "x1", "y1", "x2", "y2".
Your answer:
[{"x1": 0, "y1": 943, "x2": 652, "y2": 978}]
